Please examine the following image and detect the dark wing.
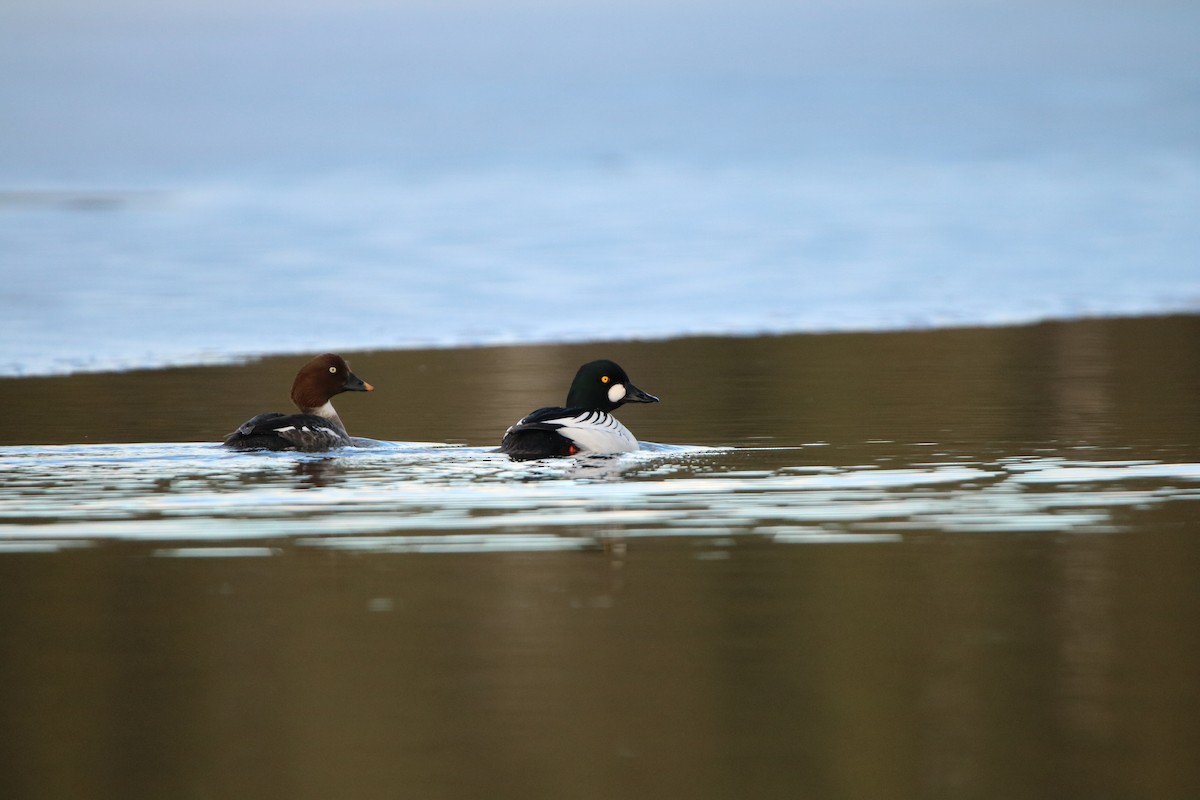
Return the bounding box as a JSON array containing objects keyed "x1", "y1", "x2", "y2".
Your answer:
[
  {"x1": 504, "y1": 406, "x2": 574, "y2": 434},
  {"x1": 227, "y1": 412, "x2": 286, "y2": 438},
  {"x1": 499, "y1": 406, "x2": 579, "y2": 460},
  {"x1": 223, "y1": 413, "x2": 350, "y2": 452}
]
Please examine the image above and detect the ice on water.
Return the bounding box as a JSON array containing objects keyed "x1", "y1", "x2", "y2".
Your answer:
[{"x1": 1, "y1": 0, "x2": 1198, "y2": 376}]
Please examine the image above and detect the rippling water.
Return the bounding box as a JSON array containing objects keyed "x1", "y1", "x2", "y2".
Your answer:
[{"x1": 3, "y1": 441, "x2": 1199, "y2": 554}]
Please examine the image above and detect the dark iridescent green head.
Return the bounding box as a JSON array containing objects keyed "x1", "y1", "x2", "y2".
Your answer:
[{"x1": 565, "y1": 359, "x2": 659, "y2": 412}]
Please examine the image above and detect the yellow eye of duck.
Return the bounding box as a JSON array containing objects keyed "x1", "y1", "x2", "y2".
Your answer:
[
  {"x1": 601, "y1": 375, "x2": 610, "y2": 384},
  {"x1": 329, "y1": 366, "x2": 338, "y2": 373}
]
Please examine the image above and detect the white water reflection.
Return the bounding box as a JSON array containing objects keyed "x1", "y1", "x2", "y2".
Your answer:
[{"x1": 2, "y1": 442, "x2": 1198, "y2": 553}]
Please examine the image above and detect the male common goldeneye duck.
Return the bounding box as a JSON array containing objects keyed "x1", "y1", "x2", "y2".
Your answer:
[
  {"x1": 499, "y1": 359, "x2": 659, "y2": 461},
  {"x1": 223, "y1": 353, "x2": 374, "y2": 452}
]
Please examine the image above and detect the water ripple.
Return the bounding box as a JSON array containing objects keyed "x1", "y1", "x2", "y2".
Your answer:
[{"x1": 1, "y1": 442, "x2": 1197, "y2": 553}]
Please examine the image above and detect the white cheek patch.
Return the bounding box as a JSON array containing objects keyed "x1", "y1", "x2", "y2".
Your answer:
[{"x1": 607, "y1": 383, "x2": 626, "y2": 404}]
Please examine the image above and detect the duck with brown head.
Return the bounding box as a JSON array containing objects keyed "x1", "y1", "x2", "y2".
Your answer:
[{"x1": 223, "y1": 353, "x2": 374, "y2": 451}]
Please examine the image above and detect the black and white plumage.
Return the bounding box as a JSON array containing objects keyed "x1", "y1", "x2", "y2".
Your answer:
[
  {"x1": 223, "y1": 353, "x2": 374, "y2": 452},
  {"x1": 499, "y1": 359, "x2": 659, "y2": 461}
]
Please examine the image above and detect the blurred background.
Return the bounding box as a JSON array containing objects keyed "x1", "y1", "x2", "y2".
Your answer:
[{"x1": 2, "y1": 0, "x2": 1198, "y2": 375}]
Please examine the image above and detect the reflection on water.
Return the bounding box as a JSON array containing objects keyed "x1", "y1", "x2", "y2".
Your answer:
[
  {"x1": 1, "y1": 318, "x2": 1200, "y2": 799},
  {"x1": 2, "y1": 442, "x2": 1197, "y2": 550}
]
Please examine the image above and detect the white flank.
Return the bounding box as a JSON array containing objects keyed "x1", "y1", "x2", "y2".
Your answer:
[
  {"x1": 273, "y1": 425, "x2": 297, "y2": 433},
  {"x1": 555, "y1": 411, "x2": 639, "y2": 454}
]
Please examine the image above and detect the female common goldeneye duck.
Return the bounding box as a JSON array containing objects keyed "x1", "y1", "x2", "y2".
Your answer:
[
  {"x1": 499, "y1": 359, "x2": 659, "y2": 461},
  {"x1": 223, "y1": 353, "x2": 374, "y2": 452}
]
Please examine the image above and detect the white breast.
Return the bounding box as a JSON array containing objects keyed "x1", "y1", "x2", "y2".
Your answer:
[{"x1": 553, "y1": 411, "x2": 639, "y2": 454}]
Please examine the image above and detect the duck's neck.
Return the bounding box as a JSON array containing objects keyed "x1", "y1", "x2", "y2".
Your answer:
[{"x1": 303, "y1": 400, "x2": 347, "y2": 435}]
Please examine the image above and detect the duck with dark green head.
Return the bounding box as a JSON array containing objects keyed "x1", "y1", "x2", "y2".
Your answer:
[{"x1": 499, "y1": 359, "x2": 659, "y2": 460}]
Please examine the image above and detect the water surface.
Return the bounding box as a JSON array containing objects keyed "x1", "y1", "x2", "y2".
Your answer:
[{"x1": 2, "y1": 318, "x2": 1200, "y2": 799}]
